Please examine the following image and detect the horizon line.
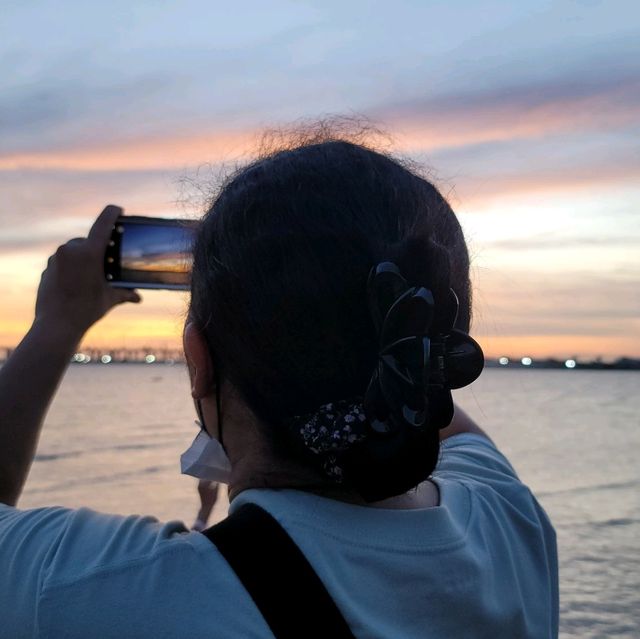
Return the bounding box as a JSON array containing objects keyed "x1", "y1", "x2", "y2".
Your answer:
[{"x1": 1, "y1": 346, "x2": 638, "y2": 367}]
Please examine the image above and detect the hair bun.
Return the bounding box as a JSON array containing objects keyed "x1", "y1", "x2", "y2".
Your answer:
[{"x1": 340, "y1": 261, "x2": 483, "y2": 501}]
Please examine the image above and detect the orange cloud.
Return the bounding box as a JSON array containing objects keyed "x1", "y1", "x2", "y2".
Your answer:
[
  {"x1": 0, "y1": 280, "x2": 188, "y2": 353},
  {"x1": 2, "y1": 74, "x2": 638, "y2": 174},
  {"x1": 386, "y1": 75, "x2": 640, "y2": 152},
  {"x1": 0, "y1": 129, "x2": 256, "y2": 172},
  {"x1": 442, "y1": 162, "x2": 640, "y2": 212},
  {"x1": 81, "y1": 318, "x2": 185, "y2": 350},
  {"x1": 80, "y1": 290, "x2": 188, "y2": 347}
]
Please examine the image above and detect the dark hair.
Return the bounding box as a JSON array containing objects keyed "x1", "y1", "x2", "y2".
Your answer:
[{"x1": 190, "y1": 125, "x2": 471, "y2": 496}]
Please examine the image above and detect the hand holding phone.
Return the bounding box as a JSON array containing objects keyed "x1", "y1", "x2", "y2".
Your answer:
[
  {"x1": 36, "y1": 206, "x2": 141, "y2": 339},
  {"x1": 104, "y1": 216, "x2": 198, "y2": 290}
]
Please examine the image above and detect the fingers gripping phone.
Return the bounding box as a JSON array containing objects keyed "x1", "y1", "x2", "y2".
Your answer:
[{"x1": 104, "y1": 216, "x2": 198, "y2": 290}]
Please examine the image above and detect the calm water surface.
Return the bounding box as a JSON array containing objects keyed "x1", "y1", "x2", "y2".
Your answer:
[{"x1": 20, "y1": 365, "x2": 640, "y2": 638}]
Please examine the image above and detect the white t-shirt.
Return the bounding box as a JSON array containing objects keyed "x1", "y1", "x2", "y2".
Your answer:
[{"x1": 0, "y1": 434, "x2": 558, "y2": 638}]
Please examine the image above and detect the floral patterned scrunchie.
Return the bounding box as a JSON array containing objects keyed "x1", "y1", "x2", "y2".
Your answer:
[{"x1": 295, "y1": 398, "x2": 368, "y2": 480}]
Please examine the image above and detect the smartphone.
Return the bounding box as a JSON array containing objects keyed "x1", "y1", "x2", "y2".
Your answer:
[{"x1": 104, "y1": 216, "x2": 198, "y2": 290}]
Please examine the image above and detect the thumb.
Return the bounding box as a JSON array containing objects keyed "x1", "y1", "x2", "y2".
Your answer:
[{"x1": 112, "y1": 288, "x2": 142, "y2": 305}]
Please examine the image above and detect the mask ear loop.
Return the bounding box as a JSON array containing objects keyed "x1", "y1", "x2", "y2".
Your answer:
[
  {"x1": 194, "y1": 366, "x2": 224, "y2": 448},
  {"x1": 195, "y1": 398, "x2": 206, "y2": 432}
]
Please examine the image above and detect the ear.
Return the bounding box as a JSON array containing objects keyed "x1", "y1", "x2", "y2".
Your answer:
[{"x1": 183, "y1": 321, "x2": 216, "y2": 399}]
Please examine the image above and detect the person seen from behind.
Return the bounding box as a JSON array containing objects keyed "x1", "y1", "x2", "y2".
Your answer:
[{"x1": 0, "y1": 123, "x2": 558, "y2": 638}]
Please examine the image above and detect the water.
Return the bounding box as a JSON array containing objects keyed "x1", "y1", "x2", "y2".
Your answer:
[
  {"x1": 19, "y1": 365, "x2": 640, "y2": 638},
  {"x1": 455, "y1": 369, "x2": 640, "y2": 638}
]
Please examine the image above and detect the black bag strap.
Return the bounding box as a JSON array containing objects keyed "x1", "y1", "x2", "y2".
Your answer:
[{"x1": 202, "y1": 503, "x2": 356, "y2": 639}]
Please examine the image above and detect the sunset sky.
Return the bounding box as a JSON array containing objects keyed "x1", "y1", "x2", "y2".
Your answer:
[{"x1": 1, "y1": 0, "x2": 638, "y2": 359}]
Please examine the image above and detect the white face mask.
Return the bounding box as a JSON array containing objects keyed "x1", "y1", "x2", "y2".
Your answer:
[{"x1": 180, "y1": 428, "x2": 232, "y2": 483}]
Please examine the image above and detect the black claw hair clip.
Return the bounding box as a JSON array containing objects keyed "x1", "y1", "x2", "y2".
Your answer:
[{"x1": 363, "y1": 262, "x2": 484, "y2": 436}]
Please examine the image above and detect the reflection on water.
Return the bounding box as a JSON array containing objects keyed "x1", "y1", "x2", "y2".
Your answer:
[{"x1": 20, "y1": 366, "x2": 640, "y2": 639}]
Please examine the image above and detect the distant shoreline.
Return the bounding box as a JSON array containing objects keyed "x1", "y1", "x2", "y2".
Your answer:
[
  {"x1": 1, "y1": 347, "x2": 638, "y2": 371},
  {"x1": 484, "y1": 358, "x2": 640, "y2": 371}
]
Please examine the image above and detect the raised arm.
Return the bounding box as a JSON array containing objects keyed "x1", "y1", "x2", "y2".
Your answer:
[{"x1": 0, "y1": 206, "x2": 140, "y2": 506}]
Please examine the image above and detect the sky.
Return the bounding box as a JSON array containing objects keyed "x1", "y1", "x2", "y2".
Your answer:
[{"x1": 1, "y1": 0, "x2": 639, "y2": 359}]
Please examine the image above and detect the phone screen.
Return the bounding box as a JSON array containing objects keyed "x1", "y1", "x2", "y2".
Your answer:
[{"x1": 105, "y1": 217, "x2": 198, "y2": 290}]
